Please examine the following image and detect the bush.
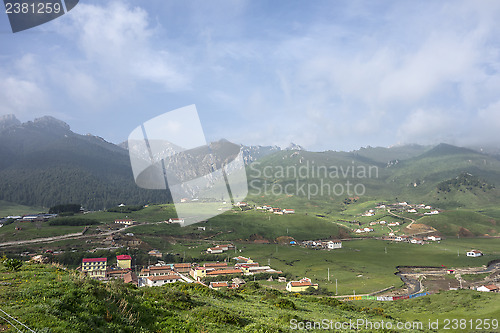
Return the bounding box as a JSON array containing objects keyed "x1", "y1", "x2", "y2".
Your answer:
[
  {"x1": 318, "y1": 297, "x2": 341, "y2": 307},
  {"x1": 3, "y1": 258, "x2": 23, "y2": 271},
  {"x1": 273, "y1": 298, "x2": 297, "y2": 310},
  {"x1": 49, "y1": 204, "x2": 81, "y2": 214},
  {"x1": 193, "y1": 307, "x2": 246, "y2": 326}
]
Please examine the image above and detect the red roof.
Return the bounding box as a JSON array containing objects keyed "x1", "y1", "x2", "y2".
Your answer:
[
  {"x1": 204, "y1": 262, "x2": 228, "y2": 268},
  {"x1": 116, "y1": 255, "x2": 132, "y2": 260},
  {"x1": 206, "y1": 268, "x2": 242, "y2": 275},
  {"x1": 290, "y1": 281, "x2": 315, "y2": 287},
  {"x1": 82, "y1": 257, "x2": 107, "y2": 263}
]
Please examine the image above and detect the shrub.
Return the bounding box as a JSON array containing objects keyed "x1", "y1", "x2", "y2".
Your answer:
[
  {"x1": 4, "y1": 258, "x2": 23, "y2": 271},
  {"x1": 193, "y1": 307, "x2": 246, "y2": 326},
  {"x1": 274, "y1": 298, "x2": 297, "y2": 310}
]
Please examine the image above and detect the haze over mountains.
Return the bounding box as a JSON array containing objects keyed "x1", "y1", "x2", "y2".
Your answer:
[{"x1": 0, "y1": 114, "x2": 499, "y2": 210}]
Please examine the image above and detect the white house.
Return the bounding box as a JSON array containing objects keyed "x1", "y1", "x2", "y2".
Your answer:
[
  {"x1": 363, "y1": 227, "x2": 374, "y2": 232},
  {"x1": 476, "y1": 285, "x2": 499, "y2": 292},
  {"x1": 235, "y1": 202, "x2": 248, "y2": 207},
  {"x1": 168, "y1": 218, "x2": 184, "y2": 224},
  {"x1": 355, "y1": 229, "x2": 364, "y2": 233},
  {"x1": 410, "y1": 238, "x2": 423, "y2": 244},
  {"x1": 327, "y1": 240, "x2": 342, "y2": 249},
  {"x1": 427, "y1": 235, "x2": 441, "y2": 241},
  {"x1": 283, "y1": 209, "x2": 295, "y2": 214},
  {"x1": 144, "y1": 274, "x2": 182, "y2": 287},
  {"x1": 207, "y1": 247, "x2": 224, "y2": 254},
  {"x1": 466, "y1": 250, "x2": 483, "y2": 257}
]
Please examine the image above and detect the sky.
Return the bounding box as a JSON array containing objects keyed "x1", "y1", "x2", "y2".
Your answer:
[{"x1": 1, "y1": 0, "x2": 500, "y2": 151}]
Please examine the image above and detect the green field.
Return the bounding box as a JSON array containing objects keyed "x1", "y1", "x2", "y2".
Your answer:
[
  {"x1": 358, "y1": 290, "x2": 500, "y2": 333},
  {"x1": 0, "y1": 200, "x2": 44, "y2": 217}
]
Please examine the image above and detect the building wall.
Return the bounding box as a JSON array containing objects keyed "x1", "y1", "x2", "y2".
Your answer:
[{"x1": 117, "y1": 259, "x2": 131, "y2": 269}]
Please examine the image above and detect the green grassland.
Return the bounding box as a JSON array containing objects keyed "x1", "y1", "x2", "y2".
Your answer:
[
  {"x1": 1, "y1": 262, "x2": 499, "y2": 333},
  {"x1": 0, "y1": 200, "x2": 44, "y2": 217},
  {"x1": 129, "y1": 208, "x2": 347, "y2": 243},
  {"x1": 357, "y1": 290, "x2": 500, "y2": 333},
  {"x1": 0, "y1": 221, "x2": 85, "y2": 243},
  {"x1": 418, "y1": 210, "x2": 500, "y2": 237}
]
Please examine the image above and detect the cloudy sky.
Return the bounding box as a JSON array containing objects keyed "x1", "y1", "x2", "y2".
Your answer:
[{"x1": 1, "y1": 0, "x2": 500, "y2": 151}]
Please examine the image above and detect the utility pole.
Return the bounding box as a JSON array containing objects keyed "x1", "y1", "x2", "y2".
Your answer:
[
  {"x1": 385, "y1": 247, "x2": 387, "y2": 254},
  {"x1": 328, "y1": 268, "x2": 330, "y2": 281},
  {"x1": 336, "y1": 279, "x2": 338, "y2": 295}
]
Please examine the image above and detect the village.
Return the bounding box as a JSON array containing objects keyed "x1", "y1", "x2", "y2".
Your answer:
[
  {"x1": 76, "y1": 242, "x2": 321, "y2": 293},
  {"x1": 2, "y1": 200, "x2": 498, "y2": 299}
]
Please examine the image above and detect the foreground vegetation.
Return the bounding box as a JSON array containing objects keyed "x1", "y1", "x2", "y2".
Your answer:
[{"x1": 1, "y1": 262, "x2": 499, "y2": 332}]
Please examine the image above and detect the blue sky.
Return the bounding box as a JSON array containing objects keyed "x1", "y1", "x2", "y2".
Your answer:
[{"x1": 1, "y1": 0, "x2": 500, "y2": 151}]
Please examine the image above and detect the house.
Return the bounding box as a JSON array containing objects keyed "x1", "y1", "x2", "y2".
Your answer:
[
  {"x1": 466, "y1": 250, "x2": 483, "y2": 257},
  {"x1": 124, "y1": 271, "x2": 138, "y2": 286},
  {"x1": 107, "y1": 268, "x2": 131, "y2": 279},
  {"x1": 114, "y1": 219, "x2": 137, "y2": 226},
  {"x1": 388, "y1": 222, "x2": 400, "y2": 226},
  {"x1": 363, "y1": 227, "x2": 374, "y2": 232},
  {"x1": 286, "y1": 277, "x2": 319, "y2": 292},
  {"x1": 233, "y1": 256, "x2": 253, "y2": 263},
  {"x1": 204, "y1": 262, "x2": 228, "y2": 269},
  {"x1": 369, "y1": 222, "x2": 378, "y2": 226},
  {"x1": 235, "y1": 202, "x2": 248, "y2": 207},
  {"x1": 283, "y1": 209, "x2": 295, "y2": 214},
  {"x1": 190, "y1": 267, "x2": 207, "y2": 281},
  {"x1": 424, "y1": 210, "x2": 439, "y2": 215},
  {"x1": 168, "y1": 218, "x2": 184, "y2": 224},
  {"x1": 273, "y1": 210, "x2": 284, "y2": 215},
  {"x1": 139, "y1": 266, "x2": 173, "y2": 277},
  {"x1": 82, "y1": 258, "x2": 107, "y2": 278},
  {"x1": 148, "y1": 249, "x2": 162, "y2": 258},
  {"x1": 209, "y1": 281, "x2": 229, "y2": 290},
  {"x1": 116, "y1": 255, "x2": 132, "y2": 269},
  {"x1": 426, "y1": 235, "x2": 441, "y2": 241},
  {"x1": 207, "y1": 247, "x2": 224, "y2": 254},
  {"x1": 216, "y1": 244, "x2": 231, "y2": 251},
  {"x1": 173, "y1": 263, "x2": 192, "y2": 273},
  {"x1": 206, "y1": 268, "x2": 243, "y2": 277},
  {"x1": 410, "y1": 238, "x2": 423, "y2": 244},
  {"x1": 144, "y1": 274, "x2": 182, "y2": 287},
  {"x1": 407, "y1": 209, "x2": 417, "y2": 213},
  {"x1": 327, "y1": 240, "x2": 342, "y2": 249},
  {"x1": 197, "y1": 226, "x2": 206, "y2": 231},
  {"x1": 379, "y1": 220, "x2": 387, "y2": 224},
  {"x1": 355, "y1": 229, "x2": 364, "y2": 233},
  {"x1": 476, "y1": 285, "x2": 499, "y2": 292}
]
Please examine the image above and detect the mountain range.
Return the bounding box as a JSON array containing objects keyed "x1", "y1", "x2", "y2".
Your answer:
[{"x1": 0, "y1": 114, "x2": 499, "y2": 210}]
